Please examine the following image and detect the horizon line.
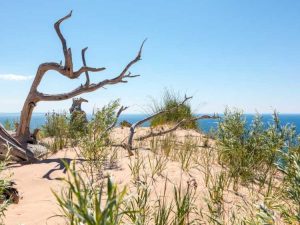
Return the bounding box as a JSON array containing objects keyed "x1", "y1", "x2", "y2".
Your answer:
[{"x1": 0, "y1": 112, "x2": 300, "y2": 115}]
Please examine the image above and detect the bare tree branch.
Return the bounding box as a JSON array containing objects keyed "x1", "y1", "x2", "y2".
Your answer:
[
  {"x1": 0, "y1": 125, "x2": 35, "y2": 161},
  {"x1": 135, "y1": 115, "x2": 219, "y2": 141},
  {"x1": 105, "y1": 106, "x2": 128, "y2": 133},
  {"x1": 54, "y1": 10, "x2": 73, "y2": 76},
  {"x1": 16, "y1": 11, "x2": 145, "y2": 151},
  {"x1": 81, "y1": 47, "x2": 90, "y2": 86},
  {"x1": 37, "y1": 41, "x2": 146, "y2": 101},
  {"x1": 72, "y1": 66, "x2": 106, "y2": 79},
  {"x1": 122, "y1": 95, "x2": 193, "y2": 154},
  {"x1": 53, "y1": 12, "x2": 106, "y2": 79}
]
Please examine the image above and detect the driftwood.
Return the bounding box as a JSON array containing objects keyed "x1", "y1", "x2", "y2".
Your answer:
[
  {"x1": 135, "y1": 115, "x2": 218, "y2": 141},
  {"x1": 0, "y1": 125, "x2": 34, "y2": 161},
  {"x1": 69, "y1": 97, "x2": 88, "y2": 114},
  {"x1": 105, "y1": 106, "x2": 128, "y2": 134},
  {"x1": 115, "y1": 96, "x2": 219, "y2": 155},
  {"x1": 124, "y1": 95, "x2": 192, "y2": 153},
  {"x1": 0, "y1": 11, "x2": 144, "y2": 161},
  {"x1": 16, "y1": 11, "x2": 145, "y2": 146}
]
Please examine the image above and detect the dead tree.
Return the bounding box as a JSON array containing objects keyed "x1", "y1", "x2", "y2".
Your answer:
[
  {"x1": 69, "y1": 97, "x2": 88, "y2": 114},
  {"x1": 118, "y1": 96, "x2": 218, "y2": 155},
  {"x1": 0, "y1": 125, "x2": 34, "y2": 161},
  {"x1": 16, "y1": 11, "x2": 144, "y2": 145}
]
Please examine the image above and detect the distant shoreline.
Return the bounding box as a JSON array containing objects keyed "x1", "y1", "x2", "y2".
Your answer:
[
  {"x1": 1, "y1": 112, "x2": 300, "y2": 115},
  {"x1": 1, "y1": 113, "x2": 299, "y2": 134}
]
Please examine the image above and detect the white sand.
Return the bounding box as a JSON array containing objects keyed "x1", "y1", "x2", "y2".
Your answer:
[{"x1": 3, "y1": 128, "x2": 265, "y2": 224}]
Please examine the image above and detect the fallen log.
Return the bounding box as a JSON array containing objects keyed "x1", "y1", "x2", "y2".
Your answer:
[{"x1": 0, "y1": 124, "x2": 35, "y2": 161}]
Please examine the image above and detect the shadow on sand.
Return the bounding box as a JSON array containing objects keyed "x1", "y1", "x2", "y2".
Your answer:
[{"x1": 8, "y1": 157, "x2": 86, "y2": 180}]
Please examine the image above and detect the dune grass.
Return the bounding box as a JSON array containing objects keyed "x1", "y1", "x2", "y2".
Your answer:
[
  {"x1": 150, "y1": 90, "x2": 198, "y2": 130},
  {"x1": 39, "y1": 101, "x2": 300, "y2": 224}
]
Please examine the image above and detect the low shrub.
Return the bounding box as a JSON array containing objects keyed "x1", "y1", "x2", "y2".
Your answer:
[
  {"x1": 69, "y1": 111, "x2": 88, "y2": 140},
  {"x1": 41, "y1": 111, "x2": 69, "y2": 152},
  {"x1": 0, "y1": 144, "x2": 14, "y2": 223},
  {"x1": 217, "y1": 108, "x2": 296, "y2": 188},
  {"x1": 3, "y1": 120, "x2": 13, "y2": 131},
  {"x1": 78, "y1": 100, "x2": 121, "y2": 181},
  {"x1": 150, "y1": 90, "x2": 198, "y2": 130},
  {"x1": 279, "y1": 146, "x2": 300, "y2": 222}
]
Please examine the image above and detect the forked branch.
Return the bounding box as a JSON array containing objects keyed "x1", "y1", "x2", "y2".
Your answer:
[
  {"x1": 81, "y1": 47, "x2": 90, "y2": 86},
  {"x1": 16, "y1": 10, "x2": 145, "y2": 148},
  {"x1": 54, "y1": 10, "x2": 73, "y2": 76},
  {"x1": 120, "y1": 95, "x2": 197, "y2": 154},
  {"x1": 135, "y1": 114, "x2": 219, "y2": 141},
  {"x1": 105, "y1": 106, "x2": 128, "y2": 133},
  {"x1": 37, "y1": 40, "x2": 146, "y2": 101}
]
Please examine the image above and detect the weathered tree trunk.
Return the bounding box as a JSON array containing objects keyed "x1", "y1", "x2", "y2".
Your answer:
[
  {"x1": 17, "y1": 67, "x2": 45, "y2": 143},
  {"x1": 0, "y1": 125, "x2": 34, "y2": 161},
  {"x1": 18, "y1": 98, "x2": 37, "y2": 143}
]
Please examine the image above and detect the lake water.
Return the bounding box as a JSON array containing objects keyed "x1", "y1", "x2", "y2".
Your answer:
[{"x1": 0, "y1": 113, "x2": 300, "y2": 134}]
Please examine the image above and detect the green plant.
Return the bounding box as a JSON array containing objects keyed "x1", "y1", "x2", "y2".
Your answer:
[
  {"x1": 150, "y1": 89, "x2": 198, "y2": 130},
  {"x1": 3, "y1": 120, "x2": 12, "y2": 131},
  {"x1": 69, "y1": 111, "x2": 88, "y2": 140},
  {"x1": 147, "y1": 154, "x2": 168, "y2": 180},
  {"x1": 196, "y1": 147, "x2": 215, "y2": 187},
  {"x1": 279, "y1": 147, "x2": 300, "y2": 222},
  {"x1": 217, "y1": 109, "x2": 296, "y2": 188},
  {"x1": 78, "y1": 100, "x2": 121, "y2": 182},
  {"x1": 178, "y1": 137, "x2": 197, "y2": 172},
  {"x1": 79, "y1": 137, "x2": 108, "y2": 183},
  {"x1": 41, "y1": 111, "x2": 69, "y2": 152},
  {"x1": 42, "y1": 111, "x2": 69, "y2": 137},
  {"x1": 125, "y1": 181, "x2": 151, "y2": 225},
  {"x1": 0, "y1": 144, "x2": 13, "y2": 223},
  {"x1": 153, "y1": 180, "x2": 173, "y2": 225},
  {"x1": 160, "y1": 134, "x2": 177, "y2": 158},
  {"x1": 204, "y1": 172, "x2": 229, "y2": 223},
  {"x1": 173, "y1": 182, "x2": 196, "y2": 225},
  {"x1": 128, "y1": 153, "x2": 144, "y2": 183},
  {"x1": 89, "y1": 100, "x2": 120, "y2": 141},
  {"x1": 120, "y1": 120, "x2": 132, "y2": 128},
  {"x1": 54, "y1": 162, "x2": 129, "y2": 225}
]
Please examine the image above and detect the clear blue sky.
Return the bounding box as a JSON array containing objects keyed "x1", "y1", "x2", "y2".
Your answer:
[{"x1": 0, "y1": 1, "x2": 299, "y2": 114}]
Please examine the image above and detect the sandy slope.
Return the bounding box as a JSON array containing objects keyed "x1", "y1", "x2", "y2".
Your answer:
[
  {"x1": 3, "y1": 128, "x2": 258, "y2": 224},
  {"x1": 4, "y1": 150, "x2": 74, "y2": 225},
  {"x1": 4, "y1": 128, "x2": 205, "y2": 225}
]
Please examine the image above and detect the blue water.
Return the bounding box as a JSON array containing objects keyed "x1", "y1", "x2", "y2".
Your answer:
[{"x1": 0, "y1": 113, "x2": 299, "y2": 134}]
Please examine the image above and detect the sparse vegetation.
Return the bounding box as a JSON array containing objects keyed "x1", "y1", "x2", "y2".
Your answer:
[
  {"x1": 3, "y1": 120, "x2": 13, "y2": 131},
  {"x1": 78, "y1": 100, "x2": 122, "y2": 183},
  {"x1": 0, "y1": 144, "x2": 14, "y2": 224},
  {"x1": 120, "y1": 120, "x2": 132, "y2": 128},
  {"x1": 217, "y1": 108, "x2": 296, "y2": 188},
  {"x1": 279, "y1": 146, "x2": 300, "y2": 222},
  {"x1": 41, "y1": 111, "x2": 70, "y2": 152},
  {"x1": 4, "y1": 101, "x2": 300, "y2": 224},
  {"x1": 52, "y1": 104, "x2": 300, "y2": 225},
  {"x1": 54, "y1": 162, "x2": 128, "y2": 225},
  {"x1": 69, "y1": 111, "x2": 88, "y2": 140},
  {"x1": 150, "y1": 90, "x2": 198, "y2": 130},
  {"x1": 1, "y1": 5, "x2": 299, "y2": 225}
]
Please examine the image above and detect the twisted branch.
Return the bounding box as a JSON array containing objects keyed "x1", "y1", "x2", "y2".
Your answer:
[
  {"x1": 122, "y1": 95, "x2": 193, "y2": 154},
  {"x1": 135, "y1": 115, "x2": 219, "y2": 141},
  {"x1": 37, "y1": 40, "x2": 145, "y2": 101},
  {"x1": 105, "y1": 106, "x2": 128, "y2": 133},
  {"x1": 81, "y1": 47, "x2": 90, "y2": 86},
  {"x1": 54, "y1": 10, "x2": 73, "y2": 76},
  {"x1": 16, "y1": 10, "x2": 145, "y2": 146}
]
